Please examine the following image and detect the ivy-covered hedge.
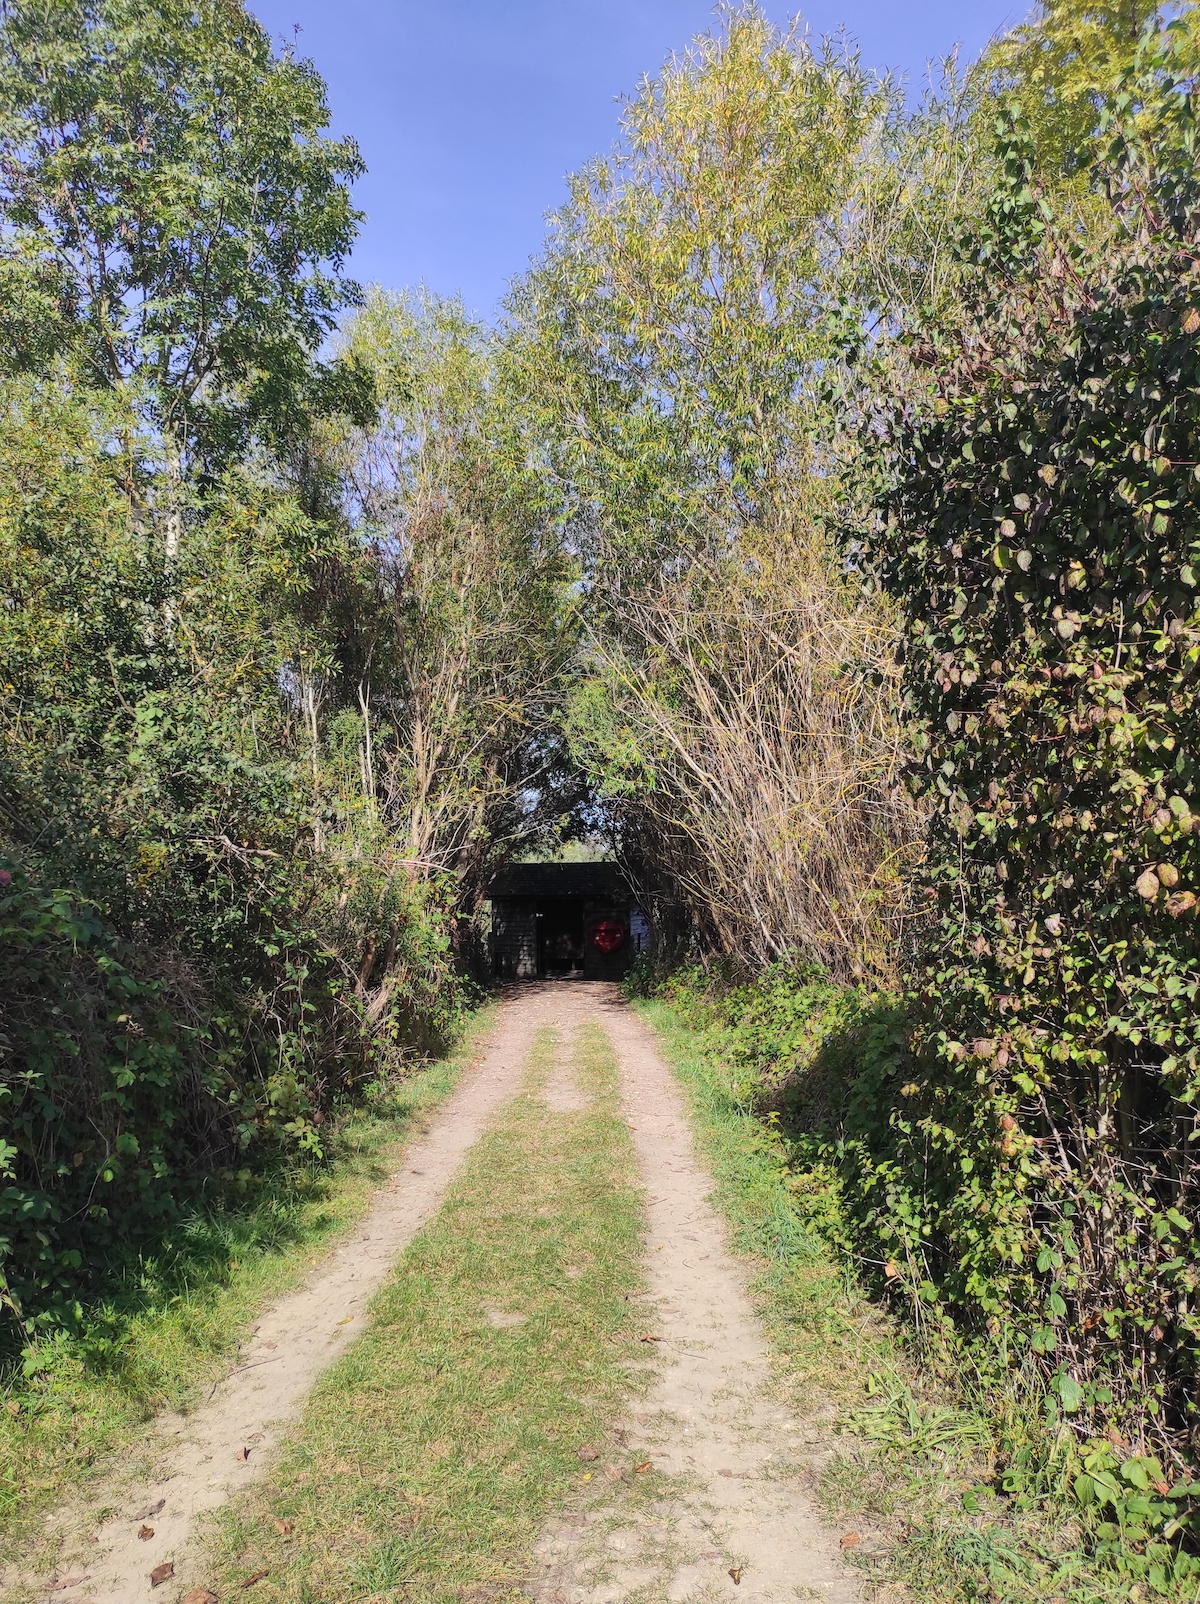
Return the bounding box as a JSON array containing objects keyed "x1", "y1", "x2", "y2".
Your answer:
[{"x1": 857, "y1": 36, "x2": 1200, "y2": 1463}]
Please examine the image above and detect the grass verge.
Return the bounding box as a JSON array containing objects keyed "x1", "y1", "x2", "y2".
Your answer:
[
  {"x1": 200, "y1": 1017, "x2": 648, "y2": 1604},
  {"x1": 0, "y1": 1006, "x2": 496, "y2": 1555},
  {"x1": 635, "y1": 999, "x2": 1193, "y2": 1604}
]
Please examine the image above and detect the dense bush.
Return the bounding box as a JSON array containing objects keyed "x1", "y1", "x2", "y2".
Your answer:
[
  {"x1": 0, "y1": 387, "x2": 468, "y2": 1334},
  {"x1": 636, "y1": 959, "x2": 1200, "y2": 1587},
  {"x1": 853, "y1": 34, "x2": 1200, "y2": 1465},
  {"x1": 0, "y1": 1, "x2": 484, "y2": 1344}
]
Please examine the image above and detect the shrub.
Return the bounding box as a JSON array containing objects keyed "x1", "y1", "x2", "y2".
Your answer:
[{"x1": 858, "y1": 31, "x2": 1200, "y2": 1464}]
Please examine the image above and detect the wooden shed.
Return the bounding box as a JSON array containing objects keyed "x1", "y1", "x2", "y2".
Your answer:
[{"x1": 486, "y1": 862, "x2": 646, "y2": 982}]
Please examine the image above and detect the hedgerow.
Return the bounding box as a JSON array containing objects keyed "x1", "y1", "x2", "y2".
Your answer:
[{"x1": 854, "y1": 29, "x2": 1200, "y2": 1471}]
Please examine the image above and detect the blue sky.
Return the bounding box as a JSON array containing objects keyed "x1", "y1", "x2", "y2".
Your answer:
[{"x1": 248, "y1": 2, "x2": 1022, "y2": 318}]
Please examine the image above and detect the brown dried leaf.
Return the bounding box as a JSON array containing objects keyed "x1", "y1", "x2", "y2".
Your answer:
[
  {"x1": 634, "y1": 1460, "x2": 652, "y2": 1474},
  {"x1": 241, "y1": 1572, "x2": 269, "y2": 1590},
  {"x1": 134, "y1": 1500, "x2": 167, "y2": 1520},
  {"x1": 181, "y1": 1591, "x2": 218, "y2": 1604},
  {"x1": 638, "y1": 1332, "x2": 663, "y2": 1343},
  {"x1": 46, "y1": 1578, "x2": 89, "y2": 1593},
  {"x1": 138, "y1": 1525, "x2": 155, "y2": 1541},
  {"x1": 150, "y1": 1562, "x2": 175, "y2": 1587},
  {"x1": 235, "y1": 1446, "x2": 251, "y2": 1462},
  {"x1": 728, "y1": 1569, "x2": 743, "y2": 1585},
  {"x1": 840, "y1": 1532, "x2": 861, "y2": 1550},
  {"x1": 576, "y1": 1445, "x2": 599, "y2": 1461},
  {"x1": 273, "y1": 1519, "x2": 294, "y2": 1536}
]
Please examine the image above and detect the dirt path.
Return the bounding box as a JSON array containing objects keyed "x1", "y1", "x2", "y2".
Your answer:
[
  {"x1": 11, "y1": 985, "x2": 858, "y2": 1604},
  {"x1": 531, "y1": 986, "x2": 860, "y2": 1604},
  {"x1": 7, "y1": 997, "x2": 550, "y2": 1604}
]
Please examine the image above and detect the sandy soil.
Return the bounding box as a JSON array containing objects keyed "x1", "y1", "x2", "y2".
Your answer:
[
  {"x1": 10, "y1": 984, "x2": 859, "y2": 1604},
  {"x1": 531, "y1": 986, "x2": 861, "y2": 1604}
]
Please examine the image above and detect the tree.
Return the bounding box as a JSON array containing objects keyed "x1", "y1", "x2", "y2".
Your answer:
[
  {"x1": 509, "y1": 6, "x2": 921, "y2": 980},
  {"x1": 332, "y1": 291, "x2": 579, "y2": 907},
  {"x1": 984, "y1": 0, "x2": 1194, "y2": 176},
  {"x1": 0, "y1": 0, "x2": 365, "y2": 524}
]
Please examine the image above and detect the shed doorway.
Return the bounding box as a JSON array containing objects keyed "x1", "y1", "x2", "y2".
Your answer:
[{"x1": 538, "y1": 898, "x2": 586, "y2": 977}]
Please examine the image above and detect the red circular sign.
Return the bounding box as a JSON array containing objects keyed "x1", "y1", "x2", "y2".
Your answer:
[{"x1": 591, "y1": 919, "x2": 626, "y2": 954}]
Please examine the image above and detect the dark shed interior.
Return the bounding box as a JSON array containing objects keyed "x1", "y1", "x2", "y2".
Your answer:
[{"x1": 487, "y1": 862, "x2": 645, "y2": 981}]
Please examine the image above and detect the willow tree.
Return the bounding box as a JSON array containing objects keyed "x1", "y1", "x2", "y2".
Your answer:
[
  {"x1": 508, "y1": 7, "x2": 923, "y2": 981},
  {"x1": 332, "y1": 291, "x2": 579, "y2": 909}
]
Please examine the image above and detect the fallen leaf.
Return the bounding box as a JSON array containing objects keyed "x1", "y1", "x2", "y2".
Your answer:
[
  {"x1": 840, "y1": 1532, "x2": 861, "y2": 1550},
  {"x1": 639, "y1": 1333, "x2": 663, "y2": 1343},
  {"x1": 576, "y1": 1446, "x2": 599, "y2": 1461},
  {"x1": 134, "y1": 1500, "x2": 166, "y2": 1521},
  {"x1": 241, "y1": 1572, "x2": 269, "y2": 1590},
  {"x1": 138, "y1": 1525, "x2": 155, "y2": 1541},
  {"x1": 603, "y1": 1464, "x2": 625, "y2": 1482},
  {"x1": 247, "y1": 1433, "x2": 264, "y2": 1444},
  {"x1": 46, "y1": 1578, "x2": 89, "y2": 1593},
  {"x1": 337, "y1": 1315, "x2": 353, "y2": 1325},
  {"x1": 273, "y1": 1519, "x2": 294, "y2": 1536},
  {"x1": 728, "y1": 1569, "x2": 742, "y2": 1585},
  {"x1": 236, "y1": 1446, "x2": 251, "y2": 1462},
  {"x1": 181, "y1": 1591, "x2": 218, "y2": 1604},
  {"x1": 6, "y1": 1400, "x2": 19, "y2": 1416},
  {"x1": 150, "y1": 1562, "x2": 175, "y2": 1587},
  {"x1": 634, "y1": 1460, "x2": 652, "y2": 1474}
]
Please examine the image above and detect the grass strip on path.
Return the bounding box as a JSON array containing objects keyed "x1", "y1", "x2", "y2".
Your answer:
[
  {"x1": 203, "y1": 1017, "x2": 648, "y2": 1604},
  {"x1": 0, "y1": 1007, "x2": 496, "y2": 1554}
]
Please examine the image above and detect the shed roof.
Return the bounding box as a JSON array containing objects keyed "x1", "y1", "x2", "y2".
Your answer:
[{"x1": 486, "y1": 861, "x2": 628, "y2": 900}]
